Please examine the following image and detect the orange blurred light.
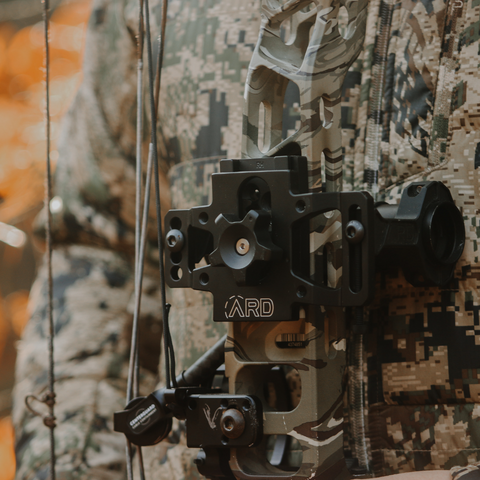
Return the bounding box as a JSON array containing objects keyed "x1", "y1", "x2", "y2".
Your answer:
[
  {"x1": 6, "y1": 291, "x2": 30, "y2": 337},
  {"x1": 0, "y1": 417, "x2": 16, "y2": 480},
  {"x1": 6, "y1": 28, "x2": 43, "y2": 81}
]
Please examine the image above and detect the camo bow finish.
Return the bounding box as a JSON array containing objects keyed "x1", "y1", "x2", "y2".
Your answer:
[{"x1": 226, "y1": 1, "x2": 367, "y2": 478}]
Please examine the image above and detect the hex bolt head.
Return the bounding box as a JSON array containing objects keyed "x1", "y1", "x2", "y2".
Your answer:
[
  {"x1": 220, "y1": 408, "x2": 245, "y2": 439},
  {"x1": 345, "y1": 220, "x2": 365, "y2": 244},
  {"x1": 166, "y1": 229, "x2": 184, "y2": 252},
  {"x1": 236, "y1": 238, "x2": 250, "y2": 255}
]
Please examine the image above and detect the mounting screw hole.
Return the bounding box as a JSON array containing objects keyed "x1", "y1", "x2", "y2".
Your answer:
[
  {"x1": 242, "y1": 400, "x2": 251, "y2": 411},
  {"x1": 199, "y1": 212, "x2": 209, "y2": 224},
  {"x1": 296, "y1": 286, "x2": 307, "y2": 298},
  {"x1": 170, "y1": 217, "x2": 182, "y2": 230},
  {"x1": 170, "y1": 252, "x2": 182, "y2": 264},
  {"x1": 199, "y1": 273, "x2": 209, "y2": 285},
  {"x1": 296, "y1": 200, "x2": 306, "y2": 213},
  {"x1": 171, "y1": 266, "x2": 183, "y2": 281},
  {"x1": 408, "y1": 184, "x2": 424, "y2": 197}
]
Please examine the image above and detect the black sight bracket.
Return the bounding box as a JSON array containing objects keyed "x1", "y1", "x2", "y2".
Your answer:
[
  {"x1": 164, "y1": 156, "x2": 465, "y2": 322},
  {"x1": 114, "y1": 155, "x2": 465, "y2": 462}
]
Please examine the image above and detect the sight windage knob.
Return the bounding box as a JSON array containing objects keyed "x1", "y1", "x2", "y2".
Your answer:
[{"x1": 208, "y1": 210, "x2": 282, "y2": 286}]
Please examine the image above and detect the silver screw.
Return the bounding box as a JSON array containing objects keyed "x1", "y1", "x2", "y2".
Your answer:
[
  {"x1": 236, "y1": 238, "x2": 250, "y2": 255},
  {"x1": 166, "y1": 229, "x2": 184, "y2": 252}
]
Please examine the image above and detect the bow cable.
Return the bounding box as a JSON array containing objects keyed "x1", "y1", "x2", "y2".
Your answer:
[
  {"x1": 125, "y1": 0, "x2": 171, "y2": 478},
  {"x1": 143, "y1": 0, "x2": 177, "y2": 390},
  {"x1": 133, "y1": 0, "x2": 145, "y2": 401},
  {"x1": 126, "y1": 0, "x2": 172, "y2": 409},
  {"x1": 125, "y1": 2, "x2": 146, "y2": 479}
]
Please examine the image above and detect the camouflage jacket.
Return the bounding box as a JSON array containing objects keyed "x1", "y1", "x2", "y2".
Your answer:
[{"x1": 13, "y1": 0, "x2": 480, "y2": 479}]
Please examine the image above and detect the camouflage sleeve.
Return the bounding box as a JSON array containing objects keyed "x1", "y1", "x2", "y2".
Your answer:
[
  {"x1": 13, "y1": 246, "x2": 163, "y2": 479},
  {"x1": 12, "y1": 0, "x2": 166, "y2": 476},
  {"x1": 342, "y1": 0, "x2": 480, "y2": 476},
  {"x1": 43, "y1": 0, "x2": 167, "y2": 254},
  {"x1": 15, "y1": 0, "x2": 263, "y2": 478},
  {"x1": 46, "y1": 0, "x2": 262, "y2": 253},
  {"x1": 20, "y1": 0, "x2": 480, "y2": 477}
]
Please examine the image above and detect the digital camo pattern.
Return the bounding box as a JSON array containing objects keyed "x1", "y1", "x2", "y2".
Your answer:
[
  {"x1": 12, "y1": 245, "x2": 162, "y2": 480},
  {"x1": 158, "y1": 0, "x2": 263, "y2": 164},
  {"x1": 340, "y1": 0, "x2": 480, "y2": 477},
  {"x1": 350, "y1": 0, "x2": 460, "y2": 195},
  {"x1": 13, "y1": 0, "x2": 480, "y2": 479}
]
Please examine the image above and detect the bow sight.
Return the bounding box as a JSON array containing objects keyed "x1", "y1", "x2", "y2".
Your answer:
[
  {"x1": 163, "y1": 156, "x2": 464, "y2": 318},
  {"x1": 115, "y1": 155, "x2": 465, "y2": 479}
]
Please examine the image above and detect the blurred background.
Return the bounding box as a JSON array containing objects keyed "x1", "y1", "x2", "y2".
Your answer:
[{"x1": 0, "y1": 0, "x2": 92, "y2": 477}]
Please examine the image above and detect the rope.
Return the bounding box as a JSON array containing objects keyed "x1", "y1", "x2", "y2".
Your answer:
[{"x1": 39, "y1": 0, "x2": 57, "y2": 477}]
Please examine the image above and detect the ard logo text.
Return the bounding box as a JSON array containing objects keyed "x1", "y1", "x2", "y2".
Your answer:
[{"x1": 225, "y1": 295, "x2": 274, "y2": 319}]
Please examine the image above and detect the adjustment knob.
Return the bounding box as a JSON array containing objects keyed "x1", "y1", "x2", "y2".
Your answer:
[
  {"x1": 209, "y1": 210, "x2": 282, "y2": 286},
  {"x1": 220, "y1": 408, "x2": 245, "y2": 439}
]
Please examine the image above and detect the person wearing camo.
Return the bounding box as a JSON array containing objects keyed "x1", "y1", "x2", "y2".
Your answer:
[{"x1": 11, "y1": 0, "x2": 480, "y2": 479}]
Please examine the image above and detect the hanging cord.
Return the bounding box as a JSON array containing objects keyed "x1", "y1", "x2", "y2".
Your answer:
[
  {"x1": 126, "y1": 34, "x2": 167, "y2": 423},
  {"x1": 43, "y1": 0, "x2": 56, "y2": 441},
  {"x1": 24, "y1": 1, "x2": 57, "y2": 479},
  {"x1": 350, "y1": 327, "x2": 369, "y2": 473}
]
